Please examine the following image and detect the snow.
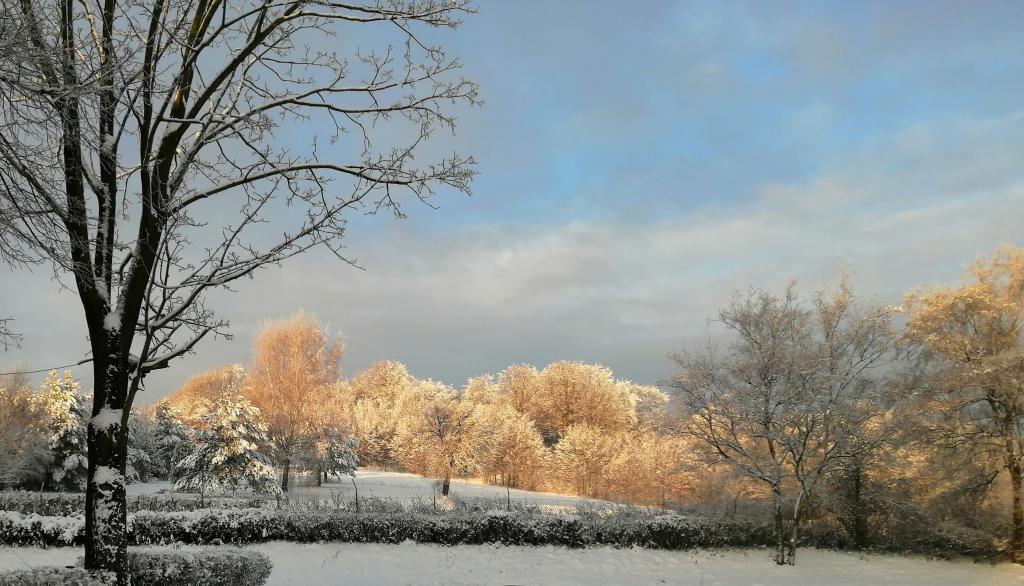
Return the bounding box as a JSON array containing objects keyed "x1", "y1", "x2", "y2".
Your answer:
[
  {"x1": 91, "y1": 408, "x2": 123, "y2": 431},
  {"x1": 92, "y1": 466, "x2": 124, "y2": 487},
  {"x1": 1, "y1": 544, "x2": 1021, "y2": 586},
  {"x1": 103, "y1": 309, "x2": 120, "y2": 331},
  {"x1": 125, "y1": 480, "x2": 172, "y2": 496},
  {"x1": 285, "y1": 470, "x2": 608, "y2": 507}
]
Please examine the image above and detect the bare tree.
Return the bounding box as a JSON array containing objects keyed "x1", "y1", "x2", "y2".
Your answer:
[
  {"x1": 0, "y1": 0, "x2": 477, "y2": 579},
  {"x1": 0, "y1": 318, "x2": 21, "y2": 350},
  {"x1": 669, "y1": 280, "x2": 895, "y2": 565}
]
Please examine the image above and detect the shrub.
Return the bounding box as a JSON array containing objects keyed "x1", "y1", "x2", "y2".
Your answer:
[
  {"x1": 0, "y1": 566, "x2": 111, "y2": 585},
  {"x1": 128, "y1": 547, "x2": 272, "y2": 586}
]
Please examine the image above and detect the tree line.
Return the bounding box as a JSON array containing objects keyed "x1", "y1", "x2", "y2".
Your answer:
[{"x1": 2, "y1": 245, "x2": 1022, "y2": 566}]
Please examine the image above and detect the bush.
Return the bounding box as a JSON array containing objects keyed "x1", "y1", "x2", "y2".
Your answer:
[
  {"x1": 0, "y1": 566, "x2": 111, "y2": 585},
  {"x1": 128, "y1": 547, "x2": 272, "y2": 586},
  {"x1": 0, "y1": 511, "x2": 82, "y2": 546},
  {"x1": 0, "y1": 548, "x2": 271, "y2": 586}
]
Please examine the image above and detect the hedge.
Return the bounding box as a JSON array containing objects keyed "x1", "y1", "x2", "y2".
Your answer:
[
  {"x1": 127, "y1": 547, "x2": 272, "y2": 586},
  {"x1": 0, "y1": 567, "x2": 111, "y2": 586},
  {"x1": 0, "y1": 548, "x2": 272, "y2": 586},
  {"x1": 0, "y1": 507, "x2": 996, "y2": 557},
  {"x1": 0, "y1": 508, "x2": 770, "y2": 549}
]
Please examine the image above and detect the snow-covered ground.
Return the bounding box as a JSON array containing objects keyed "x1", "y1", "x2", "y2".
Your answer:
[
  {"x1": 285, "y1": 470, "x2": 607, "y2": 506},
  {"x1": 123, "y1": 469, "x2": 608, "y2": 507},
  {"x1": 1, "y1": 543, "x2": 1020, "y2": 585}
]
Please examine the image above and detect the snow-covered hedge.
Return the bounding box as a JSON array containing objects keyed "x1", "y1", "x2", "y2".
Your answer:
[
  {"x1": 126, "y1": 508, "x2": 772, "y2": 550},
  {"x1": 0, "y1": 507, "x2": 995, "y2": 556},
  {"x1": 0, "y1": 493, "x2": 262, "y2": 516},
  {"x1": 128, "y1": 547, "x2": 272, "y2": 586},
  {"x1": 0, "y1": 566, "x2": 111, "y2": 586},
  {"x1": 0, "y1": 548, "x2": 271, "y2": 586},
  {"x1": 0, "y1": 511, "x2": 82, "y2": 546}
]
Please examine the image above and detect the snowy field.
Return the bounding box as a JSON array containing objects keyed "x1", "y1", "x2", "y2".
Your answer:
[
  {"x1": 1, "y1": 543, "x2": 1020, "y2": 585},
  {"x1": 125, "y1": 469, "x2": 609, "y2": 508}
]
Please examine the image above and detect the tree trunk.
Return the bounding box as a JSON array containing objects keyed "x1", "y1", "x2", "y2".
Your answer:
[
  {"x1": 787, "y1": 490, "x2": 805, "y2": 566},
  {"x1": 772, "y1": 484, "x2": 786, "y2": 565},
  {"x1": 315, "y1": 462, "x2": 322, "y2": 487},
  {"x1": 281, "y1": 458, "x2": 291, "y2": 493},
  {"x1": 442, "y1": 473, "x2": 451, "y2": 496},
  {"x1": 1009, "y1": 457, "x2": 1024, "y2": 564},
  {"x1": 849, "y1": 462, "x2": 870, "y2": 549},
  {"x1": 83, "y1": 356, "x2": 130, "y2": 584}
]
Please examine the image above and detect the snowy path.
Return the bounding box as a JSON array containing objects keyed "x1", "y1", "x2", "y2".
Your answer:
[{"x1": 2, "y1": 543, "x2": 1021, "y2": 585}]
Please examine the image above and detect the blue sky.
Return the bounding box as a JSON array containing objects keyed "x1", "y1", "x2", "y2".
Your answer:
[{"x1": 3, "y1": 1, "x2": 1024, "y2": 398}]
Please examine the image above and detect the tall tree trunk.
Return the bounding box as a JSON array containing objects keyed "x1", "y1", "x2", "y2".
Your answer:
[
  {"x1": 442, "y1": 473, "x2": 451, "y2": 496},
  {"x1": 849, "y1": 462, "x2": 869, "y2": 549},
  {"x1": 1009, "y1": 457, "x2": 1024, "y2": 564},
  {"x1": 315, "y1": 462, "x2": 322, "y2": 487},
  {"x1": 281, "y1": 458, "x2": 291, "y2": 493},
  {"x1": 83, "y1": 353, "x2": 130, "y2": 583},
  {"x1": 772, "y1": 484, "x2": 786, "y2": 565}
]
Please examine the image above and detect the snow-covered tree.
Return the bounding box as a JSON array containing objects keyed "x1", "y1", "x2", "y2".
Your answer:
[
  {"x1": 311, "y1": 428, "x2": 359, "y2": 482},
  {"x1": 150, "y1": 399, "x2": 194, "y2": 480},
  {"x1": 125, "y1": 410, "x2": 156, "y2": 483},
  {"x1": 41, "y1": 371, "x2": 89, "y2": 490},
  {"x1": 0, "y1": 379, "x2": 50, "y2": 489},
  {"x1": 173, "y1": 394, "x2": 279, "y2": 496}
]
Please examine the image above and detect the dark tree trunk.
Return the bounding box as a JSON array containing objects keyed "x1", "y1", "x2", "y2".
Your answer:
[
  {"x1": 281, "y1": 458, "x2": 291, "y2": 493},
  {"x1": 848, "y1": 462, "x2": 870, "y2": 549},
  {"x1": 442, "y1": 474, "x2": 451, "y2": 496},
  {"x1": 315, "y1": 462, "x2": 322, "y2": 487},
  {"x1": 1010, "y1": 457, "x2": 1024, "y2": 563},
  {"x1": 83, "y1": 348, "x2": 130, "y2": 583}
]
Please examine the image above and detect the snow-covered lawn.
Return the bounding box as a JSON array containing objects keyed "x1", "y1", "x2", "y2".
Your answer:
[
  {"x1": 1, "y1": 543, "x2": 1020, "y2": 585},
  {"x1": 123, "y1": 469, "x2": 609, "y2": 507},
  {"x1": 285, "y1": 470, "x2": 607, "y2": 506}
]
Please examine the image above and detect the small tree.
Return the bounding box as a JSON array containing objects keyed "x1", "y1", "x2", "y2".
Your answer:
[
  {"x1": 173, "y1": 394, "x2": 279, "y2": 498},
  {"x1": 311, "y1": 428, "x2": 359, "y2": 483},
  {"x1": 150, "y1": 399, "x2": 193, "y2": 480},
  {"x1": 41, "y1": 371, "x2": 90, "y2": 491},
  {"x1": 396, "y1": 384, "x2": 481, "y2": 496}
]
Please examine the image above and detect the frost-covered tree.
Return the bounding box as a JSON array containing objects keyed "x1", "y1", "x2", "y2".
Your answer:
[
  {"x1": 395, "y1": 383, "x2": 481, "y2": 496},
  {"x1": 150, "y1": 399, "x2": 193, "y2": 480},
  {"x1": 41, "y1": 371, "x2": 90, "y2": 491},
  {"x1": 310, "y1": 428, "x2": 359, "y2": 483},
  {"x1": 165, "y1": 365, "x2": 247, "y2": 427},
  {"x1": 0, "y1": 379, "x2": 50, "y2": 489},
  {"x1": 903, "y1": 245, "x2": 1024, "y2": 562},
  {"x1": 670, "y1": 279, "x2": 895, "y2": 565},
  {"x1": 245, "y1": 312, "x2": 343, "y2": 492},
  {"x1": 0, "y1": 0, "x2": 477, "y2": 578},
  {"x1": 173, "y1": 394, "x2": 278, "y2": 497}
]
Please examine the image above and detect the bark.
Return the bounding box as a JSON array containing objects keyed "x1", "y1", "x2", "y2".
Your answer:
[
  {"x1": 442, "y1": 474, "x2": 451, "y2": 496},
  {"x1": 1009, "y1": 457, "x2": 1024, "y2": 564},
  {"x1": 772, "y1": 484, "x2": 786, "y2": 565},
  {"x1": 847, "y1": 462, "x2": 870, "y2": 549},
  {"x1": 83, "y1": 352, "x2": 130, "y2": 583},
  {"x1": 281, "y1": 458, "x2": 291, "y2": 493},
  {"x1": 786, "y1": 490, "x2": 805, "y2": 566},
  {"x1": 315, "y1": 462, "x2": 322, "y2": 487}
]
